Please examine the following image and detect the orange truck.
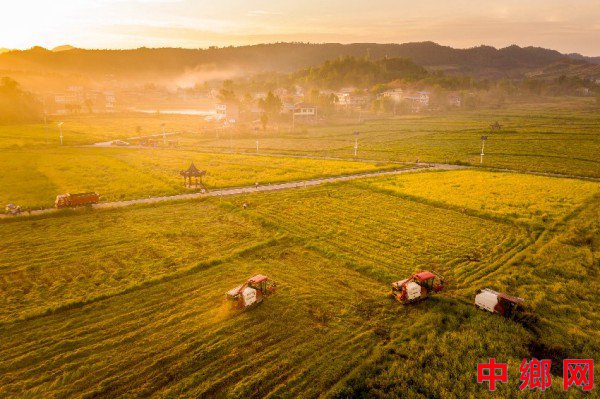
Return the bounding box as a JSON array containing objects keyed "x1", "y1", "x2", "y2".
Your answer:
[{"x1": 55, "y1": 192, "x2": 100, "y2": 208}]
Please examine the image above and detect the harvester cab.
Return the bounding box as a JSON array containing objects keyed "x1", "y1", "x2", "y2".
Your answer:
[
  {"x1": 391, "y1": 271, "x2": 444, "y2": 304},
  {"x1": 226, "y1": 275, "x2": 276, "y2": 309}
]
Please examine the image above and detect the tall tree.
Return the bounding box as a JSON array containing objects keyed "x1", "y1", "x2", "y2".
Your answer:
[
  {"x1": 258, "y1": 91, "x2": 282, "y2": 116},
  {"x1": 0, "y1": 77, "x2": 42, "y2": 124}
]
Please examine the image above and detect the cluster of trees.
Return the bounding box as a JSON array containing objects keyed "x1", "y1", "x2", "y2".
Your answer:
[
  {"x1": 507, "y1": 74, "x2": 598, "y2": 96},
  {"x1": 216, "y1": 80, "x2": 286, "y2": 129},
  {"x1": 225, "y1": 56, "x2": 600, "y2": 102},
  {"x1": 0, "y1": 77, "x2": 42, "y2": 124},
  {"x1": 295, "y1": 56, "x2": 427, "y2": 89}
]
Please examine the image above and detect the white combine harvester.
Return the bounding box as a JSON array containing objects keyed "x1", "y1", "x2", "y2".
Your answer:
[{"x1": 474, "y1": 288, "x2": 525, "y2": 318}]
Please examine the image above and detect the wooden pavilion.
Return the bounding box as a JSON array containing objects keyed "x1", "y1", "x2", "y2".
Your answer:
[{"x1": 180, "y1": 162, "x2": 207, "y2": 191}]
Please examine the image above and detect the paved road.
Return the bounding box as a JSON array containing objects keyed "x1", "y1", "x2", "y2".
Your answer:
[{"x1": 1, "y1": 164, "x2": 462, "y2": 219}]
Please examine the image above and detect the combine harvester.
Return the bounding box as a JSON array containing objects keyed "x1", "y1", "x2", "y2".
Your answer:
[
  {"x1": 474, "y1": 288, "x2": 538, "y2": 329},
  {"x1": 5, "y1": 204, "x2": 22, "y2": 215},
  {"x1": 55, "y1": 192, "x2": 100, "y2": 208},
  {"x1": 391, "y1": 271, "x2": 445, "y2": 304},
  {"x1": 474, "y1": 288, "x2": 526, "y2": 318},
  {"x1": 226, "y1": 275, "x2": 276, "y2": 310}
]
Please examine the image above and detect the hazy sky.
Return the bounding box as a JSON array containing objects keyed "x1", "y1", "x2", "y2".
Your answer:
[{"x1": 1, "y1": 0, "x2": 599, "y2": 55}]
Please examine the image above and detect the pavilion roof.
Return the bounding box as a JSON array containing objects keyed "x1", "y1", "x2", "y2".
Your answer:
[{"x1": 180, "y1": 162, "x2": 206, "y2": 177}]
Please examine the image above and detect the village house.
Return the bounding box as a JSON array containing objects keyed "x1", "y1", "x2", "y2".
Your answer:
[
  {"x1": 349, "y1": 93, "x2": 371, "y2": 108},
  {"x1": 216, "y1": 102, "x2": 240, "y2": 123},
  {"x1": 334, "y1": 91, "x2": 351, "y2": 107},
  {"x1": 254, "y1": 92, "x2": 267, "y2": 100},
  {"x1": 52, "y1": 87, "x2": 116, "y2": 115},
  {"x1": 103, "y1": 91, "x2": 116, "y2": 112},
  {"x1": 335, "y1": 89, "x2": 371, "y2": 110},
  {"x1": 381, "y1": 88, "x2": 403, "y2": 103},
  {"x1": 53, "y1": 93, "x2": 79, "y2": 114},
  {"x1": 293, "y1": 85, "x2": 305, "y2": 97},
  {"x1": 273, "y1": 88, "x2": 289, "y2": 97},
  {"x1": 448, "y1": 93, "x2": 462, "y2": 107},
  {"x1": 417, "y1": 91, "x2": 430, "y2": 106},
  {"x1": 281, "y1": 102, "x2": 296, "y2": 114},
  {"x1": 293, "y1": 102, "x2": 317, "y2": 121},
  {"x1": 575, "y1": 87, "x2": 592, "y2": 96},
  {"x1": 403, "y1": 91, "x2": 430, "y2": 113}
]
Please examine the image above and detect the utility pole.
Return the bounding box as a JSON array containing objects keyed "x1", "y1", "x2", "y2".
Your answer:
[
  {"x1": 255, "y1": 127, "x2": 259, "y2": 154},
  {"x1": 480, "y1": 135, "x2": 488, "y2": 165},
  {"x1": 44, "y1": 113, "x2": 49, "y2": 144},
  {"x1": 354, "y1": 131, "x2": 359, "y2": 158},
  {"x1": 42, "y1": 98, "x2": 49, "y2": 144},
  {"x1": 57, "y1": 122, "x2": 64, "y2": 145}
]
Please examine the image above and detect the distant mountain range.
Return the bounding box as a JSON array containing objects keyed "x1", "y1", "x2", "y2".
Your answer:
[
  {"x1": 566, "y1": 53, "x2": 600, "y2": 65},
  {"x1": 0, "y1": 42, "x2": 598, "y2": 82}
]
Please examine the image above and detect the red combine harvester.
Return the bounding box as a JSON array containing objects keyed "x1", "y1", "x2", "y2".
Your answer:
[
  {"x1": 55, "y1": 192, "x2": 100, "y2": 208},
  {"x1": 391, "y1": 271, "x2": 445, "y2": 304},
  {"x1": 226, "y1": 275, "x2": 276, "y2": 309}
]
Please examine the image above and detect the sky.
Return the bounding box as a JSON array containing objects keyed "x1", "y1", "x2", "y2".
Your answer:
[{"x1": 1, "y1": 0, "x2": 599, "y2": 55}]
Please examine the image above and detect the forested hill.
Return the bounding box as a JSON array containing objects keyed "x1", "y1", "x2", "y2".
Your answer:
[
  {"x1": 294, "y1": 57, "x2": 428, "y2": 89},
  {"x1": 0, "y1": 42, "x2": 595, "y2": 80}
]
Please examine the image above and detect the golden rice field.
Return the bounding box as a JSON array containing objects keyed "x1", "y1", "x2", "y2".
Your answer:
[
  {"x1": 1, "y1": 99, "x2": 599, "y2": 397},
  {"x1": 0, "y1": 241, "x2": 532, "y2": 399},
  {"x1": 363, "y1": 169, "x2": 600, "y2": 225},
  {"x1": 0, "y1": 202, "x2": 275, "y2": 323},
  {"x1": 0, "y1": 147, "x2": 397, "y2": 209},
  {"x1": 1, "y1": 169, "x2": 597, "y2": 398},
  {"x1": 231, "y1": 184, "x2": 533, "y2": 288}
]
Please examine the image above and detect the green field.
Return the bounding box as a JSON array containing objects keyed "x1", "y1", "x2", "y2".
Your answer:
[
  {"x1": 1, "y1": 168, "x2": 598, "y2": 398},
  {"x1": 0, "y1": 113, "x2": 205, "y2": 148},
  {"x1": 179, "y1": 100, "x2": 600, "y2": 177}
]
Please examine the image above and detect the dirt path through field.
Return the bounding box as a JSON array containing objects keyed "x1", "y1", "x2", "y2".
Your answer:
[{"x1": 1, "y1": 164, "x2": 463, "y2": 219}]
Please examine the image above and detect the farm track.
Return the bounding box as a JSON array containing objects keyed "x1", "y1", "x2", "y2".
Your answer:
[{"x1": 0, "y1": 164, "x2": 462, "y2": 219}]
